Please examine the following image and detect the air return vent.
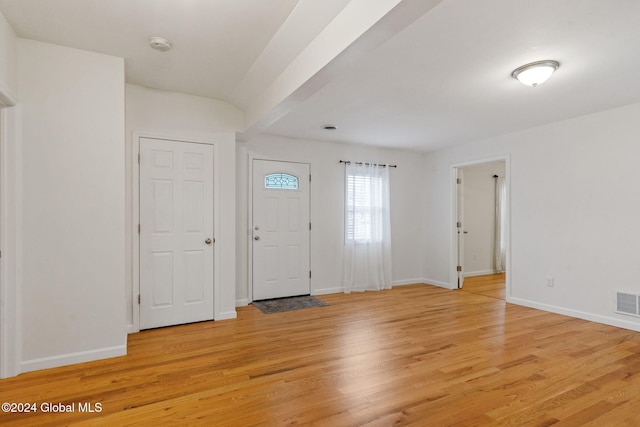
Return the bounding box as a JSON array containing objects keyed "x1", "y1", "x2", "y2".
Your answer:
[{"x1": 616, "y1": 291, "x2": 640, "y2": 317}]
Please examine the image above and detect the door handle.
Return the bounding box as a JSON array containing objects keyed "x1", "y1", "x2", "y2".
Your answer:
[
  {"x1": 254, "y1": 236, "x2": 260, "y2": 241},
  {"x1": 205, "y1": 238, "x2": 212, "y2": 245}
]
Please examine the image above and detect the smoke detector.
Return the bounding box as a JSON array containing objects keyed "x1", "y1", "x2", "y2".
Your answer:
[{"x1": 149, "y1": 37, "x2": 172, "y2": 52}]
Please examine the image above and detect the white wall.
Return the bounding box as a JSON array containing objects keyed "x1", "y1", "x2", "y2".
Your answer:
[
  {"x1": 423, "y1": 102, "x2": 640, "y2": 331},
  {"x1": 237, "y1": 134, "x2": 425, "y2": 304},
  {"x1": 462, "y1": 161, "x2": 505, "y2": 276},
  {"x1": 125, "y1": 84, "x2": 243, "y2": 326},
  {"x1": 0, "y1": 8, "x2": 18, "y2": 378},
  {"x1": 18, "y1": 39, "x2": 127, "y2": 371},
  {"x1": 0, "y1": 9, "x2": 16, "y2": 99}
]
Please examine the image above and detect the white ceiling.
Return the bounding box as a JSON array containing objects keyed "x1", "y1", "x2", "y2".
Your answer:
[
  {"x1": 0, "y1": 0, "x2": 352, "y2": 107},
  {"x1": 2, "y1": 0, "x2": 640, "y2": 152},
  {"x1": 266, "y1": 0, "x2": 640, "y2": 151}
]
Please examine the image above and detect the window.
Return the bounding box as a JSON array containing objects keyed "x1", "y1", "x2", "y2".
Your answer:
[
  {"x1": 264, "y1": 173, "x2": 299, "y2": 190},
  {"x1": 345, "y1": 166, "x2": 388, "y2": 242},
  {"x1": 342, "y1": 163, "x2": 392, "y2": 292}
]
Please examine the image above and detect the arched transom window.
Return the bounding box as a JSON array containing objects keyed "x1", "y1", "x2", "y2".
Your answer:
[{"x1": 264, "y1": 173, "x2": 299, "y2": 190}]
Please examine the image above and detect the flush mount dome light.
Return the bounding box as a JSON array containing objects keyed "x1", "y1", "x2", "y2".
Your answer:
[
  {"x1": 149, "y1": 36, "x2": 172, "y2": 52},
  {"x1": 511, "y1": 60, "x2": 559, "y2": 87}
]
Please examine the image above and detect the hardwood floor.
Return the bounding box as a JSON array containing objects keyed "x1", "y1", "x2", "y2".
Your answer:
[
  {"x1": 461, "y1": 273, "x2": 506, "y2": 300},
  {"x1": 2, "y1": 284, "x2": 640, "y2": 426}
]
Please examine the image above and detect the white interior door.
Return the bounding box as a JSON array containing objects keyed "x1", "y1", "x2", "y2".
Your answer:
[
  {"x1": 139, "y1": 138, "x2": 214, "y2": 329},
  {"x1": 456, "y1": 168, "x2": 465, "y2": 288},
  {"x1": 252, "y1": 160, "x2": 310, "y2": 300}
]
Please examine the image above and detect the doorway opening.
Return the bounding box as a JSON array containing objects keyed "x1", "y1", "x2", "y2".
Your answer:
[{"x1": 452, "y1": 157, "x2": 509, "y2": 300}]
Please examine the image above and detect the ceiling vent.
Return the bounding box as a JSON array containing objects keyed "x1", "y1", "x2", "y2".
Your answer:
[{"x1": 616, "y1": 291, "x2": 640, "y2": 317}]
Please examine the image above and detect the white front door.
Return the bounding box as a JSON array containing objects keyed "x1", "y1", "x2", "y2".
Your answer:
[
  {"x1": 139, "y1": 138, "x2": 214, "y2": 329},
  {"x1": 252, "y1": 160, "x2": 310, "y2": 300}
]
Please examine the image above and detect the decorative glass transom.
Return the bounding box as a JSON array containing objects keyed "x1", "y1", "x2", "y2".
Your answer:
[{"x1": 264, "y1": 173, "x2": 299, "y2": 190}]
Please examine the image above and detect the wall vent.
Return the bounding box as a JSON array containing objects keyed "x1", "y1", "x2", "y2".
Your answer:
[{"x1": 616, "y1": 291, "x2": 640, "y2": 317}]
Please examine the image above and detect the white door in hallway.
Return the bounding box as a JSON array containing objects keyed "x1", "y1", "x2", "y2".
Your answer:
[
  {"x1": 139, "y1": 138, "x2": 214, "y2": 329},
  {"x1": 252, "y1": 160, "x2": 310, "y2": 300}
]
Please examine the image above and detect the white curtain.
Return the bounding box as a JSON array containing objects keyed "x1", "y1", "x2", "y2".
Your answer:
[
  {"x1": 341, "y1": 162, "x2": 392, "y2": 293},
  {"x1": 493, "y1": 176, "x2": 506, "y2": 273}
]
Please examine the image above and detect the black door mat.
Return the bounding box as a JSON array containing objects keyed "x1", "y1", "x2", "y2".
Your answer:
[{"x1": 252, "y1": 295, "x2": 328, "y2": 314}]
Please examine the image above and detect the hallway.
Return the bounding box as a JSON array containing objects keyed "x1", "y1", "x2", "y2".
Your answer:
[{"x1": 461, "y1": 273, "x2": 506, "y2": 300}]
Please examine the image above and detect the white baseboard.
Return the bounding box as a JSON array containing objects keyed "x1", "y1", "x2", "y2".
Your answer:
[
  {"x1": 422, "y1": 278, "x2": 453, "y2": 289},
  {"x1": 392, "y1": 278, "x2": 424, "y2": 287},
  {"x1": 21, "y1": 344, "x2": 127, "y2": 374},
  {"x1": 508, "y1": 297, "x2": 640, "y2": 333},
  {"x1": 239, "y1": 280, "x2": 452, "y2": 301},
  {"x1": 216, "y1": 310, "x2": 237, "y2": 320},
  {"x1": 464, "y1": 270, "x2": 496, "y2": 278},
  {"x1": 313, "y1": 282, "x2": 426, "y2": 294},
  {"x1": 312, "y1": 286, "x2": 343, "y2": 295},
  {"x1": 238, "y1": 288, "x2": 345, "y2": 304}
]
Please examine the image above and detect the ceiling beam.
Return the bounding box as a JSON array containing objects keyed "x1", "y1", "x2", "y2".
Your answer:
[{"x1": 239, "y1": 0, "x2": 444, "y2": 140}]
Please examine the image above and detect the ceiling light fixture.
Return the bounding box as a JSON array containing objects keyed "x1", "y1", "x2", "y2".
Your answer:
[
  {"x1": 511, "y1": 60, "x2": 559, "y2": 87},
  {"x1": 149, "y1": 36, "x2": 172, "y2": 52},
  {"x1": 322, "y1": 124, "x2": 337, "y2": 130}
]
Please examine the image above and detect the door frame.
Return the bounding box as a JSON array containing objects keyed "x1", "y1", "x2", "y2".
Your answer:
[
  {"x1": 247, "y1": 154, "x2": 311, "y2": 303},
  {"x1": 131, "y1": 131, "x2": 221, "y2": 333},
  {"x1": 0, "y1": 88, "x2": 19, "y2": 378},
  {"x1": 455, "y1": 167, "x2": 465, "y2": 288},
  {"x1": 450, "y1": 155, "x2": 511, "y2": 297}
]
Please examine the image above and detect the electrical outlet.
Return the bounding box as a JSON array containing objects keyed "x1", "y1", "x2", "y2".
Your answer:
[{"x1": 546, "y1": 276, "x2": 554, "y2": 287}]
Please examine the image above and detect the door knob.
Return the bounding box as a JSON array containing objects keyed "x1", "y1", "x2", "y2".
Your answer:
[
  {"x1": 205, "y1": 238, "x2": 212, "y2": 245},
  {"x1": 254, "y1": 236, "x2": 260, "y2": 241}
]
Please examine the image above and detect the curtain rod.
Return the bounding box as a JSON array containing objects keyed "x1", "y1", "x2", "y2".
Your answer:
[{"x1": 339, "y1": 160, "x2": 397, "y2": 168}]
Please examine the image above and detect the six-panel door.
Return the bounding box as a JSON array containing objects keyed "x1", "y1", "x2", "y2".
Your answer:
[{"x1": 139, "y1": 138, "x2": 214, "y2": 329}]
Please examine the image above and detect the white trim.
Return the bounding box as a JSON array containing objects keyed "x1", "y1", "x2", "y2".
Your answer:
[
  {"x1": 131, "y1": 131, "x2": 222, "y2": 331},
  {"x1": 450, "y1": 155, "x2": 511, "y2": 297},
  {"x1": 0, "y1": 108, "x2": 7, "y2": 377},
  {"x1": 246, "y1": 151, "x2": 256, "y2": 303},
  {"x1": 392, "y1": 278, "x2": 425, "y2": 286},
  {"x1": 310, "y1": 280, "x2": 440, "y2": 295},
  {"x1": 0, "y1": 106, "x2": 21, "y2": 378},
  {"x1": 0, "y1": 81, "x2": 17, "y2": 108},
  {"x1": 508, "y1": 297, "x2": 640, "y2": 333},
  {"x1": 312, "y1": 286, "x2": 343, "y2": 295},
  {"x1": 21, "y1": 345, "x2": 126, "y2": 374},
  {"x1": 211, "y1": 143, "x2": 223, "y2": 322},
  {"x1": 131, "y1": 132, "x2": 140, "y2": 333},
  {"x1": 464, "y1": 270, "x2": 496, "y2": 278},
  {"x1": 217, "y1": 310, "x2": 238, "y2": 320},
  {"x1": 247, "y1": 154, "x2": 311, "y2": 303},
  {"x1": 236, "y1": 298, "x2": 250, "y2": 307},
  {"x1": 422, "y1": 278, "x2": 453, "y2": 289}
]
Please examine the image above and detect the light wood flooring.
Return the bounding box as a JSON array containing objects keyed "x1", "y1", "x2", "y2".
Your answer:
[
  {"x1": 2, "y1": 283, "x2": 640, "y2": 426},
  {"x1": 461, "y1": 273, "x2": 506, "y2": 300}
]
